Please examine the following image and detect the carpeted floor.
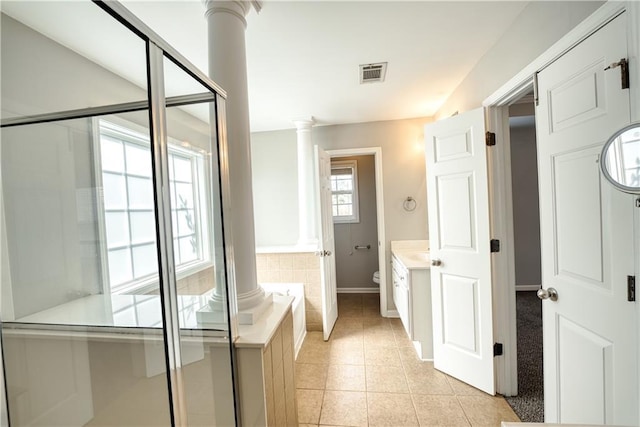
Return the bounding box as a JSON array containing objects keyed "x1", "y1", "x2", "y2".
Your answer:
[{"x1": 505, "y1": 291, "x2": 544, "y2": 422}]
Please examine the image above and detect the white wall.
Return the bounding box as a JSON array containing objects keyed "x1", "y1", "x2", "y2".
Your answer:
[
  {"x1": 509, "y1": 118, "x2": 541, "y2": 289},
  {"x1": 0, "y1": 14, "x2": 213, "y2": 318},
  {"x1": 251, "y1": 117, "x2": 430, "y2": 305},
  {"x1": 435, "y1": 1, "x2": 604, "y2": 118},
  {"x1": 250, "y1": 129, "x2": 299, "y2": 247}
]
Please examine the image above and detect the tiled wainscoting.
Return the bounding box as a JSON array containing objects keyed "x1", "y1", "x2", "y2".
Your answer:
[
  {"x1": 147, "y1": 266, "x2": 215, "y2": 296},
  {"x1": 177, "y1": 266, "x2": 215, "y2": 295},
  {"x1": 256, "y1": 252, "x2": 322, "y2": 331}
]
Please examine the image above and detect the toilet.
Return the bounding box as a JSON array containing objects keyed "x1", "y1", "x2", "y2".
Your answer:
[{"x1": 373, "y1": 271, "x2": 380, "y2": 284}]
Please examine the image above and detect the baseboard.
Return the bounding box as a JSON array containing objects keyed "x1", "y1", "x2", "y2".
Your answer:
[
  {"x1": 384, "y1": 309, "x2": 400, "y2": 318},
  {"x1": 516, "y1": 284, "x2": 541, "y2": 291},
  {"x1": 337, "y1": 287, "x2": 380, "y2": 294}
]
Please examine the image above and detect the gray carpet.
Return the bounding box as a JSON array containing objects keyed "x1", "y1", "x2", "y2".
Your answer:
[{"x1": 505, "y1": 291, "x2": 544, "y2": 423}]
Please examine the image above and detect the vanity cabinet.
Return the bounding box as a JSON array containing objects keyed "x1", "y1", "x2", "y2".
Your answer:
[{"x1": 391, "y1": 253, "x2": 433, "y2": 360}]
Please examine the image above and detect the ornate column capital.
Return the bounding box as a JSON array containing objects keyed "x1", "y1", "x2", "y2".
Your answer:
[
  {"x1": 293, "y1": 117, "x2": 315, "y2": 131},
  {"x1": 203, "y1": 1, "x2": 255, "y2": 25}
]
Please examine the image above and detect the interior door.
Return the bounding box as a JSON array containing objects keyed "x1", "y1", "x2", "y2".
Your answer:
[
  {"x1": 314, "y1": 145, "x2": 338, "y2": 340},
  {"x1": 424, "y1": 107, "x2": 495, "y2": 395},
  {"x1": 535, "y1": 12, "x2": 637, "y2": 425}
]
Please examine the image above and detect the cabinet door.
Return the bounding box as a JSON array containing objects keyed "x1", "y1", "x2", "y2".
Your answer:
[{"x1": 392, "y1": 260, "x2": 410, "y2": 336}]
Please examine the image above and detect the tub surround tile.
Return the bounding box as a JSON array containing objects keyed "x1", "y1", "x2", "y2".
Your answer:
[{"x1": 256, "y1": 251, "x2": 322, "y2": 331}]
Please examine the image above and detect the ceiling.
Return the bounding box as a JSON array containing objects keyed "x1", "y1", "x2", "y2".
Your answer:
[
  {"x1": 2, "y1": 1, "x2": 533, "y2": 132},
  {"x1": 122, "y1": 1, "x2": 530, "y2": 132}
]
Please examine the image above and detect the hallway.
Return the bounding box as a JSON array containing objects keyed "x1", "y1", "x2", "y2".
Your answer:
[{"x1": 295, "y1": 293, "x2": 520, "y2": 426}]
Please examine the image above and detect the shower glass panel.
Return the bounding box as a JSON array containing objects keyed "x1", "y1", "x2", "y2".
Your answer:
[
  {"x1": 161, "y1": 55, "x2": 236, "y2": 426},
  {"x1": 0, "y1": 1, "x2": 148, "y2": 122},
  {"x1": 0, "y1": 1, "x2": 236, "y2": 426}
]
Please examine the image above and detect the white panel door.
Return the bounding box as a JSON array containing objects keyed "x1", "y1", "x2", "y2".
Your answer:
[
  {"x1": 314, "y1": 146, "x2": 337, "y2": 340},
  {"x1": 536, "y1": 12, "x2": 637, "y2": 425},
  {"x1": 425, "y1": 107, "x2": 495, "y2": 395}
]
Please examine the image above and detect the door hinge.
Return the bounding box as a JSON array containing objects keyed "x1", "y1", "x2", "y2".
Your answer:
[
  {"x1": 486, "y1": 131, "x2": 496, "y2": 147},
  {"x1": 628, "y1": 275, "x2": 636, "y2": 302},
  {"x1": 490, "y1": 239, "x2": 500, "y2": 253},
  {"x1": 493, "y1": 343, "x2": 503, "y2": 357},
  {"x1": 605, "y1": 58, "x2": 629, "y2": 90}
]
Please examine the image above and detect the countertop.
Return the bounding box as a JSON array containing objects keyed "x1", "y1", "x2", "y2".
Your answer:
[
  {"x1": 391, "y1": 240, "x2": 431, "y2": 269},
  {"x1": 7, "y1": 291, "x2": 293, "y2": 347}
]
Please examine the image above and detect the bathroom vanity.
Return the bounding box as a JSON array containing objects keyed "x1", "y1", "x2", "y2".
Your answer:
[{"x1": 391, "y1": 240, "x2": 432, "y2": 360}]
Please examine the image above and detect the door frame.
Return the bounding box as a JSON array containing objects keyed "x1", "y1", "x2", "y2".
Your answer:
[
  {"x1": 325, "y1": 147, "x2": 389, "y2": 315},
  {"x1": 481, "y1": 0, "x2": 638, "y2": 397}
]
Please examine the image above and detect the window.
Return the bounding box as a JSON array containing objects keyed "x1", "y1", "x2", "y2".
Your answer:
[
  {"x1": 97, "y1": 120, "x2": 210, "y2": 294},
  {"x1": 331, "y1": 160, "x2": 359, "y2": 223}
]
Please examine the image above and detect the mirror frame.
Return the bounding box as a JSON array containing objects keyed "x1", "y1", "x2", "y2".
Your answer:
[{"x1": 600, "y1": 122, "x2": 640, "y2": 194}]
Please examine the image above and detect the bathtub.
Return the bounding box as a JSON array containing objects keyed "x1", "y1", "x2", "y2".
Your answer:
[{"x1": 260, "y1": 282, "x2": 306, "y2": 358}]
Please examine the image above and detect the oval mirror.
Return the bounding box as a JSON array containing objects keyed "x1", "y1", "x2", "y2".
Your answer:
[{"x1": 600, "y1": 123, "x2": 640, "y2": 194}]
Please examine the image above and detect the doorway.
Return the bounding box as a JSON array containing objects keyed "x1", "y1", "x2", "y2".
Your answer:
[
  {"x1": 330, "y1": 155, "x2": 379, "y2": 296},
  {"x1": 503, "y1": 95, "x2": 544, "y2": 422},
  {"x1": 325, "y1": 147, "x2": 387, "y2": 316}
]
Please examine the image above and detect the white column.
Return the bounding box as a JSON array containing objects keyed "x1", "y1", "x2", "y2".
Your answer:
[
  {"x1": 293, "y1": 118, "x2": 318, "y2": 247},
  {"x1": 201, "y1": 0, "x2": 270, "y2": 325}
]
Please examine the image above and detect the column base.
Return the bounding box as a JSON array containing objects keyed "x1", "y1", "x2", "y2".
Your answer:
[{"x1": 197, "y1": 291, "x2": 274, "y2": 326}]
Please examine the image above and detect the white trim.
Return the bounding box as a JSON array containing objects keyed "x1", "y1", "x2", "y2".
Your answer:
[
  {"x1": 93, "y1": 118, "x2": 214, "y2": 295},
  {"x1": 484, "y1": 1, "x2": 626, "y2": 108},
  {"x1": 486, "y1": 105, "x2": 518, "y2": 397},
  {"x1": 91, "y1": 117, "x2": 112, "y2": 293},
  {"x1": 337, "y1": 287, "x2": 379, "y2": 294},
  {"x1": 325, "y1": 147, "x2": 389, "y2": 316},
  {"x1": 629, "y1": 2, "x2": 640, "y2": 421},
  {"x1": 484, "y1": 1, "x2": 632, "y2": 398},
  {"x1": 0, "y1": 326, "x2": 7, "y2": 427},
  {"x1": 255, "y1": 245, "x2": 317, "y2": 254},
  {"x1": 516, "y1": 284, "x2": 543, "y2": 292},
  {"x1": 330, "y1": 159, "x2": 360, "y2": 224}
]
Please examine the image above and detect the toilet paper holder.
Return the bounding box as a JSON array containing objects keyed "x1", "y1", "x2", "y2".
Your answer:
[{"x1": 354, "y1": 245, "x2": 371, "y2": 250}]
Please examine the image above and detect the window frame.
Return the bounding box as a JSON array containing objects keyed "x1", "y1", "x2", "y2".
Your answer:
[
  {"x1": 93, "y1": 118, "x2": 213, "y2": 295},
  {"x1": 330, "y1": 159, "x2": 360, "y2": 224}
]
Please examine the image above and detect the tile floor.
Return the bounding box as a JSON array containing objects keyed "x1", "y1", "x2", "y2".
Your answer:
[{"x1": 295, "y1": 293, "x2": 520, "y2": 427}]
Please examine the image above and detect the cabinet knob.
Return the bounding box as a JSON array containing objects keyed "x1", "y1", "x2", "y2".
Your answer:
[{"x1": 431, "y1": 259, "x2": 442, "y2": 267}]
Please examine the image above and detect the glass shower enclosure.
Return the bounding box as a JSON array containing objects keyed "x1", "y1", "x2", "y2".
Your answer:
[{"x1": 0, "y1": 1, "x2": 238, "y2": 425}]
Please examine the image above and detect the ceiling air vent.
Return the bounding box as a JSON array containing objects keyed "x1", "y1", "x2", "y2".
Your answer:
[{"x1": 360, "y1": 62, "x2": 387, "y2": 84}]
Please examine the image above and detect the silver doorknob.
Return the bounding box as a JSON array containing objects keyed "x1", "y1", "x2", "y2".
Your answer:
[
  {"x1": 537, "y1": 287, "x2": 558, "y2": 301},
  {"x1": 431, "y1": 259, "x2": 442, "y2": 267}
]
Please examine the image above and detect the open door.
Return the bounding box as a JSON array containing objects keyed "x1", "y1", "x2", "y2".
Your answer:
[
  {"x1": 425, "y1": 107, "x2": 495, "y2": 395},
  {"x1": 314, "y1": 145, "x2": 337, "y2": 340},
  {"x1": 535, "y1": 13, "x2": 637, "y2": 425}
]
